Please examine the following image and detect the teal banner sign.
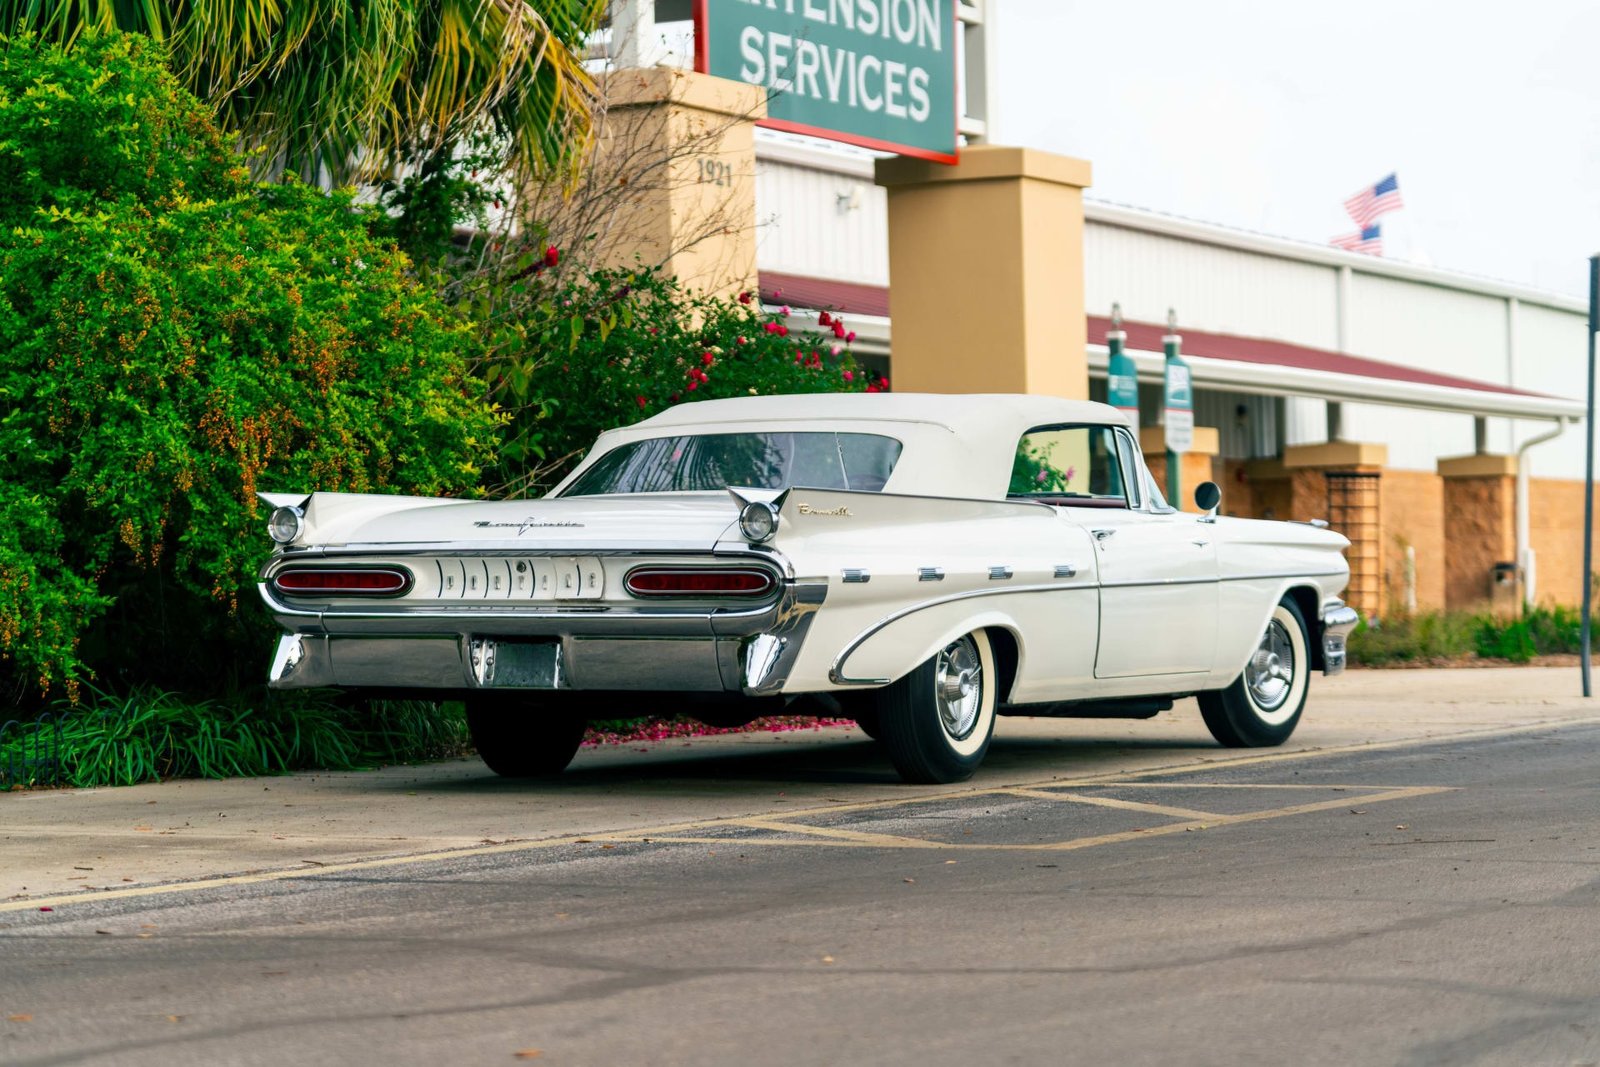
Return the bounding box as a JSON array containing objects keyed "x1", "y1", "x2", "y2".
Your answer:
[
  {"x1": 1106, "y1": 304, "x2": 1139, "y2": 432},
  {"x1": 696, "y1": 0, "x2": 959, "y2": 162}
]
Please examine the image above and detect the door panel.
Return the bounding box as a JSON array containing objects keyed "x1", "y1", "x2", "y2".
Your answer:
[{"x1": 1088, "y1": 512, "x2": 1219, "y2": 677}]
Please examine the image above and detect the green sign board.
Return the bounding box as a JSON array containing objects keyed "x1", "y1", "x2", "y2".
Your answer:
[{"x1": 696, "y1": 0, "x2": 959, "y2": 162}]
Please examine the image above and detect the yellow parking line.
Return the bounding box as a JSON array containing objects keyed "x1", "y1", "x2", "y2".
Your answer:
[
  {"x1": 6, "y1": 711, "x2": 1535, "y2": 915},
  {"x1": 1004, "y1": 788, "x2": 1220, "y2": 820},
  {"x1": 730, "y1": 818, "x2": 945, "y2": 849},
  {"x1": 1034, "y1": 785, "x2": 1451, "y2": 853}
]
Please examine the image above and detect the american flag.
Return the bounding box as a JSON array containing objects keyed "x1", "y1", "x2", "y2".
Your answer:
[
  {"x1": 1330, "y1": 224, "x2": 1383, "y2": 256},
  {"x1": 1343, "y1": 173, "x2": 1404, "y2": 227}
]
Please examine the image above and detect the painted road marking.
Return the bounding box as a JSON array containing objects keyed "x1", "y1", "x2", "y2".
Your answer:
[
  {"x1": 1003, "y1": 788, "x2": 1222, "y2": 820},
  {"x1": 16, "y1": 710, "x2": 1577, "y2": 915}
]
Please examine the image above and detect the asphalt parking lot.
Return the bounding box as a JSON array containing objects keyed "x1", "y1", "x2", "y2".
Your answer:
[{"x1": 3, "y1": 667, "x2": 1599, "y2": 1065}]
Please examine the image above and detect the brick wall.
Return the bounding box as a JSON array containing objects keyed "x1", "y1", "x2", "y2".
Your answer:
[
  {"x1": 1529, "y1": 477, "x2": 1595, "y2": 607},
  {"x1": 1380, "y1": 470, "x2": 1446, "y2": 613}
]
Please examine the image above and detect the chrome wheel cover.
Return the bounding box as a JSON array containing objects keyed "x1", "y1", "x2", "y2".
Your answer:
[
  {"x1": 1247, "y1": 619, "x2": 1295, "y2": 712},
  {"x1": 934, "y1": 636, "x2": 984, "y2": 741}
]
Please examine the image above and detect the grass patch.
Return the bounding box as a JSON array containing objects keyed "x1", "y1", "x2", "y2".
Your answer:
[
  {"x1": 1351, "y1": 606, "x2": 1585, "y2": 666},
  {"x1": 2, "y1": 686, "x2": 468, "y2": 789}
]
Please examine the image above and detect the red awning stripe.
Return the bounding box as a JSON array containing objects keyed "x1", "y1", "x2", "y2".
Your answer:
[{"x1": 755, "y1": 271, "x2": 1553, "y2": 401}]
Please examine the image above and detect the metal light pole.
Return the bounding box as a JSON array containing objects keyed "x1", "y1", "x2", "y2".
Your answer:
[{"x1": 1582, "y1": 255, "x2": 1597, "y2": 697}]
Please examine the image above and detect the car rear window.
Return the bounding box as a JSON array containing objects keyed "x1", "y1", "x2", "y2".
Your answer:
[{"x1": 561, "y1": 432, "x2": 904, "y2": 496}]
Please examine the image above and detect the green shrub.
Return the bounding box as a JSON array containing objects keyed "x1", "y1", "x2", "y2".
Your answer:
[
  {"x1": 0, "y1": 33, "x2": 499, "y2": 704},
  {"x1": 0, "y1": 686, "x2": 468, "y2": 788},
  {"x1": 1349, "y1": 606, "x2": 1586, "y2": 666},
  {"x1": 472, "y1": 265, "x2": 879, "y2": 494},
  {"x1": 1347, "y1": 612, "x2": 1479, "y2": 666}
]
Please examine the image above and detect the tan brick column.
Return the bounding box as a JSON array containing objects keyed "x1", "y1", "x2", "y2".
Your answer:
[
  {"x1": 875, "y1": 146, "x2": 1092, "y2": 397},
  {"x1": 594, "y1": 69, "x2": 765, "y2": 302},
  {"x1": 1438, "y1": 453, "x2": 1518, "y2": 613},
  {"x1": 1140, "y1": 427, "x2": 1220, "y2": 511},
  {"x1": 1273, "y1": 442, "x2": 1389, "y2": 619}
]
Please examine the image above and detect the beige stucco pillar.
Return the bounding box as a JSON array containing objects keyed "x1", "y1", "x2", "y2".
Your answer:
[
  {"x1": 593, "y1": 68, "x2": 765, "y2": 302},
  {"x1": 1438, "y1": 453, "x2": 1519, "y2": 613},
  {"x1": 875, "y1": 146, "x2": 1092, "y2": 397}
]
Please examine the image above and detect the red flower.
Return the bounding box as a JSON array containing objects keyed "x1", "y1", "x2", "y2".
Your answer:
[
  {"x1": 669, "y1": 393, "x2": 680, "y2": 403},
  {"x1": 842, "y1": 370, "x2": 854, "y2": 382},
  {"x1": 845, "y1": 331, "x2": 856, "y2": 343},
  {"x1": 738, "y1": 291, "x2": 752, "y2": 305},
  {"x1": 636, "y1": 395, "x2": 648, "y2": 408},
  {"x1": 818, "y1": 311, "x2": 833, "y2": 327},
  {"x1": 702, "y1": 351, "x2": 715, "y2": 365},
  {"x1": 776, "y1": 324, "x2": 789, "y2": 337},
  {"x1": 831, "y1": 321, "x2": 846, "y2": 339},
  {"x1": 687, "y1": 380, "x2": 699, "y2": 391},
  {"x1": 544, "y1": 246, "x2": 560, "y2": 268}
]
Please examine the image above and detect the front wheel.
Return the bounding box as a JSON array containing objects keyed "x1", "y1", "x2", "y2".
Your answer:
[
  {"x1": 874, "y1": 630, "x2": 998, "y2": 783},
  {"x1": 465, "y1": 693, "x2": 588, "y2": 777},
  {"x1": 1199, "y1": 598, "x2": 1310, "y2": 747}
]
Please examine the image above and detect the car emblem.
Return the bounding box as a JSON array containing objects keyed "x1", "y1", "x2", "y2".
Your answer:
[
  {"x1": 473, "y1": 518, "x2": 585, "y2": 535},
  {"x1": 797, "y1": 504, "x2": 851, "y2": 517}
]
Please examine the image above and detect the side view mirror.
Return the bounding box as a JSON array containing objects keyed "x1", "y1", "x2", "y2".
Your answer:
[{"x1": 1194, "y1": 481, "x2": 1221, "y2": 516}]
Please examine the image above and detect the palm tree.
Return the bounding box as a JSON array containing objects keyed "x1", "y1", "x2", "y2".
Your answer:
[{"x1": 0, "y1": 0, "x2": 606, "y2": 184}]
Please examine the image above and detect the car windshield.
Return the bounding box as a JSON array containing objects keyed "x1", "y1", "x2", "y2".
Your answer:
[{"x1": 561, "y1": 431, "x2": 904, "y2": 496}]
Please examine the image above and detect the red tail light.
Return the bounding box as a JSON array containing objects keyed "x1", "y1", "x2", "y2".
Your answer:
[
  {"x1": 625, "y1": 568, "x2": 776, "y2": 598},
  {"x1": 273, "y1": 568, "x2": 411, "y2": 596}
]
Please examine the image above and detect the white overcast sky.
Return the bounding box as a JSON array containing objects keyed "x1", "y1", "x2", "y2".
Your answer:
[{"x1": 990, "y1": 0, "x2": 1600, "y2": 299}]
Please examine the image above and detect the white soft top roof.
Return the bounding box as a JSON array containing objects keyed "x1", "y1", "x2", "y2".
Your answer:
[{"x1": 552, "y1": 393, "x2": 1132, "y2": 500}]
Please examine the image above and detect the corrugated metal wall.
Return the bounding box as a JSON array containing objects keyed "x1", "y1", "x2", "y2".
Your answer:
[
  {"x1": 1084, "y1": 222, "x2": 1340, "y2": 350},
  {"x1": 748, "y1": 147, "x2": 1591, "y2": 478},
  {"x1": 753, "y1": 158, "x2": 888, "y2": 287}
]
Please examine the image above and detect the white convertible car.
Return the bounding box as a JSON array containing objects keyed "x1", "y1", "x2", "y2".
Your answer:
[{"x1": 258, "y1": 394, "x2": 1358, "y2": 783}]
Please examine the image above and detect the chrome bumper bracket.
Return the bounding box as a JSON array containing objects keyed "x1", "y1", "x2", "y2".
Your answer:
[{"x1": 1321, "y1": 599, "x2": 1360, "y2": 676}]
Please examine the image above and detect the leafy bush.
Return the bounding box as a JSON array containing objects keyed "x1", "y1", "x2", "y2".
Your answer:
[
  {"x1": 470, "y1": 264, "x2": 881, "y2": 494},
  {"x1": 1349, "y1": 606, "x2": 1585, "y2": 667},
  {"x1": 0, "y1": 33, "x2": 499, "y2": 704},
  {"x1": 0, "y1": 686, "x2": 469, "y2": 788}
]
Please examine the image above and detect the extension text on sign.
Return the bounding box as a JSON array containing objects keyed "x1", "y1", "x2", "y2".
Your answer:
[{"x1": 697, "y1": 0, "x2": 959, "y2": 162}]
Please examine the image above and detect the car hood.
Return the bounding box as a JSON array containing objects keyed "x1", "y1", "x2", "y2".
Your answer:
[{"x1": 289, "y1": 491, "x2": 742, "y2": 552}]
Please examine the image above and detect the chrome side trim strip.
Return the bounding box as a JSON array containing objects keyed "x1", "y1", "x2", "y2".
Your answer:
[
  {"x1": 988, "y1": 566, "x2": 1013, "y2": 580},
  {"x1": 918, "y1": 567, "x2": 945, "y2": 582},
  {"x1": 829, "y1": 583, "x2": 1073, "y2": 686},
  {"x1": 842, "y1": 569, "x2": 870, "y2": 584},
  {"x1": 1098, "y1": 569, "x2": 1346, "y2": 590}
]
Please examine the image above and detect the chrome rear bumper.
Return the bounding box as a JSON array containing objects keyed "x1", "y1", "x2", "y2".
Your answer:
[
  {"x1": 1321, "y1": 599, "x2": 1360, "y2": 675},
  {"x1": 261, "y1": 579, "x2": 825, "y2": 697}
]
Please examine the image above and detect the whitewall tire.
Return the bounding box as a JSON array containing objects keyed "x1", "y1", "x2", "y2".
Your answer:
[
  {"x1": 1198, "y1": 598, "x2": 1310, "y2": 748},
  {"x1": 875, "y1": 630, "x2": 998, "y2": 783}
]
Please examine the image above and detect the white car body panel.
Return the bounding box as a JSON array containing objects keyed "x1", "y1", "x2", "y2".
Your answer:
[{"x1": 256, "y1": 394, "x2": 1356, "y2": 713}]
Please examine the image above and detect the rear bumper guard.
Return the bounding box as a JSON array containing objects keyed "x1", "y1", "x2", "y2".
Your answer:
[
  {"x1": 1320, "y1": 599, "x2": 1360, "y2": 675},
  {"x1": 263, "y1": 579, "x2": 826, "y2": 697}
]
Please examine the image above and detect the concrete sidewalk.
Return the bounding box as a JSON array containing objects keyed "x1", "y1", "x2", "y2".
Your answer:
[{"x1": 4, "y1": 666, "x2": 1596, "y2": 901}]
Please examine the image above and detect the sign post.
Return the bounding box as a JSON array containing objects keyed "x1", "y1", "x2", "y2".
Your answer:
[
  {"x1": 1162, "y1": 309, "x2": 1194, "y2": 506},
  {"x1": 695, "y1": 0, "x2": 959, "y2": 162},
  {"x1": 1106, "y1": 302, "x2": 1139, "y2": 433},
  {"x1": 1583, "y1": 255, "x2": 1597, "y2": 698}
]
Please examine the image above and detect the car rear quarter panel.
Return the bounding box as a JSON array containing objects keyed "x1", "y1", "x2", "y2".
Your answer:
[{"x1": 769, "y1": 490, "x2": 1099, "y2": 696}]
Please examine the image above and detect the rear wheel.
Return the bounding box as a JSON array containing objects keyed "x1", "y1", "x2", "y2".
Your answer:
[
  {"x1": 1199, "y1": 598, "x2": 1310, "y2": 747},
  {"x1": 465, "y1": 693, "x2": 587, "y2": 777},
  {"x1": 875, "y1": 630, "x2": 997, "y2": 783}
]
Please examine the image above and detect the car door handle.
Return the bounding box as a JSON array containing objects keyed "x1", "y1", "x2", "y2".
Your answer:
[{"x1": 1093, "y1": 529, "x2": 1116, "y2": 541}]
